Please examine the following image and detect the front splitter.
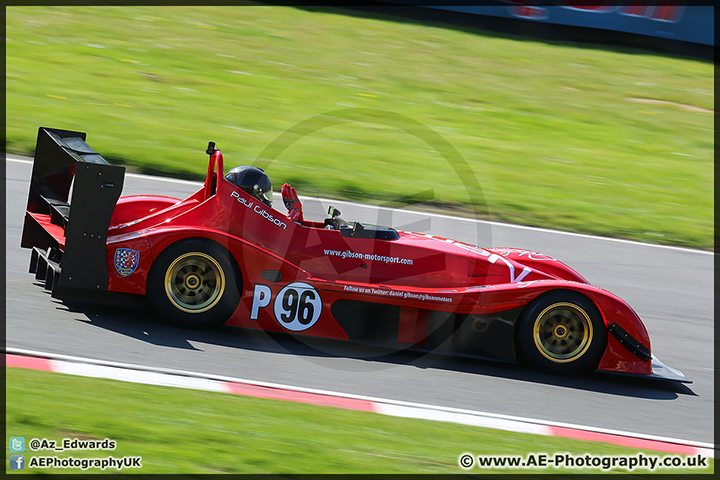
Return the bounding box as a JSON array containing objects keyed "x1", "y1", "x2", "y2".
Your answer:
[
  {"x1": 596, "y1": 354, "x2": 691, "y2": 383},
  {"x1": 648, "y1": 354, "x2": 692, "y2": 383}
]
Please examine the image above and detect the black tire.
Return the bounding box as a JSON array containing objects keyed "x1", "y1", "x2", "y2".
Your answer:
[
  {"x1": 147, "y1": 239, "x2": 241, "y2": 329},
  {"x1": 518, "y1": 291, "x2": 607, "y2": 374}
]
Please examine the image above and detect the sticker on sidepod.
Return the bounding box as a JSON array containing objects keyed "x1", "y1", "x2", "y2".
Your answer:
[
  {"x1": 250, "y1": 282, "x2": 323, "y2": 332},
  {"x1": 114, "y1": 248, "x2": 140, "y2": 277},
  {"x1": 274, "y1": 282, "x2": 322, "y2": 331}
]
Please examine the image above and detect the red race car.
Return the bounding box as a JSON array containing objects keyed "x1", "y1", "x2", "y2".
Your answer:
[{"x1": 21, "y1": 127, "x2": 689, "y2": 382}]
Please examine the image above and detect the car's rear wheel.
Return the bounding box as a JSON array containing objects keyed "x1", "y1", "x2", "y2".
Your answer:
[
  {"x1": 518, "y1": 291, "x2": 606, "y2": 374},
  {"x1": 147, "y1": 239, "x2": 241, "y2": 329}
]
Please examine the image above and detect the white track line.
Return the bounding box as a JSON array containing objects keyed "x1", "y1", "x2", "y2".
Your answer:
[
  {"x1": 6, "y1": 347, "x2": 714, "y2": 455},
  {"x1": 7, "y1": 154, "x2": 710, "y2": 255}
]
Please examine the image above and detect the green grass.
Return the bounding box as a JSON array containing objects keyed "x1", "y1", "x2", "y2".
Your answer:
[
  {"x1": 6, "y1": 6, "x2": 713, "y2": 249},
  {"x1": 6, "y1": 367, "x2": 713, "y2": 474}
]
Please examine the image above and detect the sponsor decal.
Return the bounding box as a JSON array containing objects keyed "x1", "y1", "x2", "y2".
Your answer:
[
  {"x1": 488, "y1": 253, "x2": 533, "y2": 284},
  {"x1": 454, "y1": 242, "x2": 534, "y2": 284},
  {"x1": 451, "y1": 241, "x2": 492, "y2": 257},
  {"x1": 343, "y1": 284, "x2": 453, "y2": 303},
  {"x1": 323, "y1": 248, "x2": 413, "y2": 265},
  {"x1": 114, "y1": 248, "x2": 140, "y2": 277},
  {"x1": 489, "y1": 248, "x2": 556, "y2": 261}
]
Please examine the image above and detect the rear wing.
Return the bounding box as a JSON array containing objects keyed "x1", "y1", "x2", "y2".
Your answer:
[{"x1": 21, "y1": 127, "x2": 125, "y2": 293}]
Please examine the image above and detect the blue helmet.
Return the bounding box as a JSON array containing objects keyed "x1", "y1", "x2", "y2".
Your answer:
[{"x1": 224, "y1": 166, "x2": 273, "y2": 207}]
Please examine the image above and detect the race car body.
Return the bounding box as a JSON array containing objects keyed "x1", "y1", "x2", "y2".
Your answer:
[{"x1": 21, "y1": 127, "x2": 689, "y2": 382}]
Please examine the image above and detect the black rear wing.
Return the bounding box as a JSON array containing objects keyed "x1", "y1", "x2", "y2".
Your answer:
[{"x1": 21, "y1": 127, "x2": 125, "y2": 294}]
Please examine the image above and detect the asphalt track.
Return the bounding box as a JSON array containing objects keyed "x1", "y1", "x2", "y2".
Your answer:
[{"x1": 5, "y1": 156, "x2": 714, "y2": 445}]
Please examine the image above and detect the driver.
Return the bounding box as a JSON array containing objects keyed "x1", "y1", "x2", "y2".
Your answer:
[
  {"x1": 224, "y1": 165, "x2": 304, "y2": 222},
  {"x1": 224, "y1": 166, "x2": 273, "y2": 207}
]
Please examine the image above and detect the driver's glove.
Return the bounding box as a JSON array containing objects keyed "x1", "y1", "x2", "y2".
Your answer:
[{"x1": 281, "y1": 183, "x2": 304, "y2": 223}]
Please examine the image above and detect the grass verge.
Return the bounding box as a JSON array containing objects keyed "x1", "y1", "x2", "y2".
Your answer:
[
  {"x1": 5, "y1": 367, "x2": 713, "y2": 474},
  {"x1": 5, "y1": 6, "x2": 713, "y2": 249}
]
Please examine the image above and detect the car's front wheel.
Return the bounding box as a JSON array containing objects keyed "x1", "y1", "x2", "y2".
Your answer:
[
  {"x1": 518, "y1": 291, "x2": 607, "y2": 374},
  {"x1": 147, "y1": 239, "x2": 241, "y2": 329}
]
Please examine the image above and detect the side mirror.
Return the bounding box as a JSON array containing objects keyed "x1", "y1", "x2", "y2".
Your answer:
[
  {"x1": 206, "y1": 141, "x2": 217, "y2": 156},
  {"x1": 352, "y1": 221, "x2": 365, "y2": 236},
  {"x1": 328, "y1": 206, "x2": 341, "y2": 218}
]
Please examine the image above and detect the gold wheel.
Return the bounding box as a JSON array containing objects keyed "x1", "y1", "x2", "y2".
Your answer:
[
  {"x1": 164, "y1": 252, "x2": 225, "y2": 314},
  {"x1": 532, "y1": 302, "x2": 593, "y2": 363}
]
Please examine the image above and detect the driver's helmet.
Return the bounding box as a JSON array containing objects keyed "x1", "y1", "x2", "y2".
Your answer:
[{"x1": 224, "y1": 166, "x2": 273, "y2": 207}]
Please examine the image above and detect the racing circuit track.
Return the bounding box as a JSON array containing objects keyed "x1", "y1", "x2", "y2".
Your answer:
[{"x1": 5, "y1": 156, "x2": 714, "y2": 445}]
